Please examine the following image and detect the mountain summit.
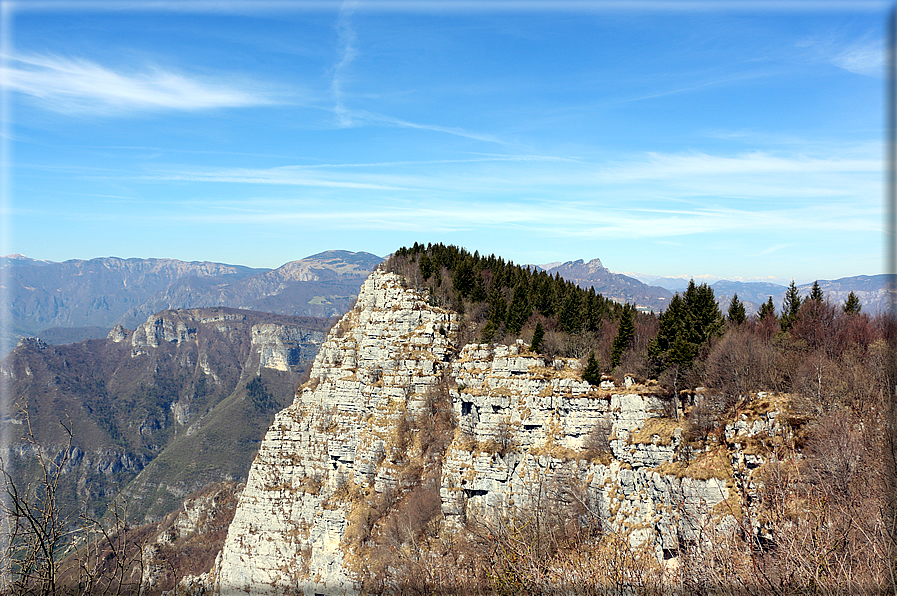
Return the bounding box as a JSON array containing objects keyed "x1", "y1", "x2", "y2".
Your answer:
[{"x1": 541, "y1": 258, "x2": 672, "y2": 311}]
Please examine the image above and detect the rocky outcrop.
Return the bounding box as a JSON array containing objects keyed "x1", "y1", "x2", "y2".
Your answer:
[
  {"x1": 131, "y1": 312, "x2": 201, "y2": 349},
  {"x1": 196, "y1": 270, "x2": 789, "y2": 595},
  {"x1": 127, "y1": 309, "x2": 325, "y2": 373},
  {"x1": 206, "y1": 271, "x2": 457, "y2": 595},
  {"x1": 251, "y1": 323, "x2": 324, "y2": 372}
]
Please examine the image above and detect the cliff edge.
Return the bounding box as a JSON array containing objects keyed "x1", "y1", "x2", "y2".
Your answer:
[{"x1": 189, "y1": 270, "x2": 786, "y2": 595}]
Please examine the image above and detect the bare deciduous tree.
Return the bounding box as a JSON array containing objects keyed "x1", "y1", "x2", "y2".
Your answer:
[{"x1": 0, "y1": 405, "x2": 145, "y2": 595}]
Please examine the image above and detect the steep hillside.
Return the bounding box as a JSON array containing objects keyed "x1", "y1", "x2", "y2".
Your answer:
[{"x1": 0, "y1": 308, "x2": 335, "y2": 525}]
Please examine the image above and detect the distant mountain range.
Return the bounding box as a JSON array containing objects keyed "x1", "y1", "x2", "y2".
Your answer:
[
  {"x1": 1, "y1": 250, "x2": 383, "y2": 355},
  {"x1": 538, "y1": 258, "x2": 673, "y2": 311},
  {"x1": 538, "y1": 258, "x2": 892, "y2": 316},
  {"x1": 4, "y1": 251, "x2": 889, "y2": 356}
]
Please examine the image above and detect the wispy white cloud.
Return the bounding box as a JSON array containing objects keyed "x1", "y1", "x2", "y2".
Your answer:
[
  {"x1": 332, "y1": 0, "x2": 359, "y2": 126},
  {"x1": 831, "y1": 39, "x2": 882, "y2": 77},
  {"x1": 135, "y1": 146, "x2": 881, "y2": 202},
  {"x1": 629, "y1": 71, "x2": 774, "y2": 102},
  {"x1": 324, "y1": 1, "x2": 506, "y2": 143},
  {"x1": 797, "y1": 33, "x2": 883, "y2": 78},
  {"x1": 754, "y1": 243, "x2": 793, "y2": 256},
  {"x1": 147, "y1": 165, "x2": 413, "y2": 190},
  {"x1": 599, "y1": 150, "x2": 879, "y2": 180},
  {"x1": 152, "y1": 191, "x2": 877, "y2": 241},
  {"x1": 1, "y1": 53, "x2": 278, "y2": 114},
  {"x1": 343, "y1": 109, "x2": 509, "y2": 144},
  {"x1": 288, "y1": 153, "x2": 576, "y2": 167}
]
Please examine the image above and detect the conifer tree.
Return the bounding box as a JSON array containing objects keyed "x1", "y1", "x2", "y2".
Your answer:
[
  {"x1": 649, "y1": 294, "x2": 695, "y2": 369},
  {"x1": 843, "y1": 291, "x2": 862, "y2": 314},
  {"x1": 648, "y1": 280, "x2": 724, "y2": 372},
  {"x1": 531, "y1": 321, "x2": 545, "y2": 353},
  {"x1": 419, "y1": 253, "x2": 433, "y2": 281},
  {"x1": 781, "y1": 280, "x2": 802, "y2": 331},
  {"x1": 471, "y1": 273, "x2": 487, "y2": 302},
  {"x1": 452, "y1": 257, "x2": 475, "y2": 298},
  {"x1": 611, "y1": 304, "x2": 635, "y2": 368},
  {"x1": 481, "y1": 320, "x2": 497, "y2": 343},
  {"x1": 582, "y1": 351, "x2": 601, "y2": 386},
  {"x1": 559, "y1": 288, "x2": 582, "y2": 335},
  {"x1": 684, "y1": 280, "x2": 725, "y2": 345},
  {"x1": 727, "y1": 293, "x2": 746, "y2": 325},
  {"x1": 809, "y1": 280, "x2": 824, "y2": 302},
  {"x1": 758, "y1": 296, "x2": 776, "y2": 320},
  {"x1": 488, "y1": 286, "x2": 507, "y2": 326},
  {"x1": 505, "y1": 283, "x2": 531, "y2": 336}
]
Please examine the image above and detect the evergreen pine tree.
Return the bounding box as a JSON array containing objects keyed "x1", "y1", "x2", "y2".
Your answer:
[
  {"x1": 480, "y1": 319, "x2": 497, "y2": 343},
  {"x1": 648, "y1": 280, "x2": 724, "y2": 372},
  {"x1": 471, "y1": 273, "x2": 487, "y2": 302},
  {"x1": 582, "y1": 351, "x2": 601, "y2": 386},
  {"x1": 684, "y1": 280, "x2": 725, "y2": 346},
  {"x1": 488, "y1": 286, "x2": 507, "y2": 326},
  {"x1": 505, "y1": 282, "x2": 531, "y2": 336},
  {"x1": 781, "y1": 280, "x2": 802, "y2": 331},
  {"x1": 758, "y1": 296, "x2": 776, "y2": 320},
  {"x1": 559, "y1": 288, "x2": 582, "y2": 335},
  {"x1": 611, "y1": 305, "x2": 635, "y2": 369},
  {"x1": 531, "y1": 321, "x2": 545, "y2": 353},
  {"x1": 452, "y1": 257, "x2": 476, "y2": 298},
  {"x1": 809, "y1": 280, "x2": 824, "y2": 302},
  {"x1": 843, "y1": 291, "x2": 862, "y2": 314},
  {"x1": 419, "y1": 253, "x2": 433, "y2": 281},
  {"x1": 727, "y1": 293, "x2": 746, "y2": 325},
  {"x1": 648, "y1": 293, "x2": 692, "y2": 368}
]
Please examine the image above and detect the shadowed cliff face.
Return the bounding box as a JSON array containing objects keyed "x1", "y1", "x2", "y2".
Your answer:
[
  {"x1": 0, "y1": 307, "x2": 335, "y2": 526},
  {"x1": 192, "y1": 271, "x2": 791, "y2": 596}
]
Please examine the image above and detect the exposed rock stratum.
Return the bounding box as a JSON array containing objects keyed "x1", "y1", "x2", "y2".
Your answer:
[{"x1": 189, "y1": 270, "x2": 783, "y2": 595}]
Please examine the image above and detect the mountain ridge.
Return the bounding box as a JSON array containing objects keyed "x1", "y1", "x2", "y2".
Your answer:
[{"x1": 1, "y1": 251, "x2": 383, "y2": 356}]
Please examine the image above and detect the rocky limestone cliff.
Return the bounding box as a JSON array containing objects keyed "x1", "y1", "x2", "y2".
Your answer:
[
  {"x1": 195, "y1": 270, "x2": 788, "y2": 595},
  {"x1": 204, "y1": 271, "x2": 457, "y2": 594}
]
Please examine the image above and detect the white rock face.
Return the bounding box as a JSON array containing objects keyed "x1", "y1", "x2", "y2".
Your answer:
[
  {"x1": 196, "y1": 270, "x2": 785, "y2": 595},
  {"x1": 251, "y1": 323, "x2": 325, "y2": 372},
  {"x1": 207, "y1": 271, "x2": 457, "y2": 595},
  {"x1": 132, "y1": 313, "x2": 200, "y2": 348},
  {"x1": 441, "y1": 342, "x2": 728, "y2": 555}
]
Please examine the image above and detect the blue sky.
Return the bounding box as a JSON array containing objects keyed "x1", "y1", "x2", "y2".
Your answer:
[{"x1": 0, "y1": 0, "x2": 888, "y2": 283}]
